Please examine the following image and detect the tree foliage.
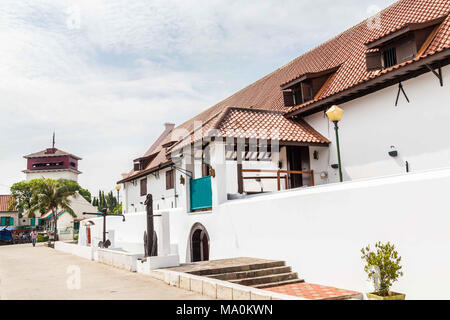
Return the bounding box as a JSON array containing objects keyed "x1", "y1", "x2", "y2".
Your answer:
[
  {"x1": 92, "y1": 190, "x2": 121, "y2": 214},
  {"x1": 28, "y1": 179, "x2": 78, "y2": 244},
  {"x1": 9, "y1": 179, "x2": 91, "y2": 218},
  {"x1": 361, "y1": 241, "x2": 403, "y2": 296},
  {"x1": 9, "y1": 179, "x2": 44, "y2": 217}
]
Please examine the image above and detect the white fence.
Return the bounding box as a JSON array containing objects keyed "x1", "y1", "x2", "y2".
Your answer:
[
  {"x1": 54, "y1": 241, "x2": 93, "y2": 260},
  {"x1": 77, "y1": 167, "x2": 450, "y2": 299}
]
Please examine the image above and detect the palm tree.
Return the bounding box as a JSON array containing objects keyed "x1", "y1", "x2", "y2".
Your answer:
[{"x1": 29, "y1": 179, "x2": 78, "y2": 247}]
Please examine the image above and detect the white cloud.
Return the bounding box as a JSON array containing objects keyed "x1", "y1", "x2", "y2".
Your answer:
[{"x1": 0, "y1": 0, "x2": 396, "y2": 195}]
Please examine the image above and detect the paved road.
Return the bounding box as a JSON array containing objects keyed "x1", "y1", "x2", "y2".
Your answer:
[{"x1": 0, "y1": 243, "x2": 207, "y2": 300}]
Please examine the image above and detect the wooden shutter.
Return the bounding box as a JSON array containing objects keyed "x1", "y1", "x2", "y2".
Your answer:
[
  {"x1": 301, "y1": 82, "x2": 313, "y2": 102},
  {"x1": 396, "y1": 36, "x2": 417, "y2": 63},
  {"x1": 283, "y1": 91, "x2": 295, "y2": 107},
  {"x1": 366, "y1": 50, "x2": 382, "y2": 71},
  {"x1": 140, "y1": 178, "x2": 147, "y2": 196},
  {"x1": 166, "y1": 170, "x2": 174, "y2": 190}
]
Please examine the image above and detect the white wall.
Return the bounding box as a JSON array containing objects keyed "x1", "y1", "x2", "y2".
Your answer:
[
  {"x1": 123, "y1": 166, "x2": 185, "y2": 213},
  {"x1": 305, "y1": 64, "x2": 450, "y2": 183},
  {"x1": 80, "y1": 210, "x2": 175, "y2": 255},
  {"x1": 225, "y1": 147, "x2": 289, "y2": 194},
  {"x1": 80, "y1": 167, "x2": 450, "y2": 299},
  {"x1": 55, "y1": 241, "x2": 93, "y2": 260},
  {"x1": 192, "y1": 167, "x2": 450, "y2": 299},
  {"x1": 25, "y1": 170, "x2": 79, "y2": 182}
]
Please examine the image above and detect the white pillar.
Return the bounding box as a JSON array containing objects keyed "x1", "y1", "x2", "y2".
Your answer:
[
  {"x1": 211, "y1": 140, "x2": 227, "y2": 207},
  {"x1": 160, "y1": 211, "x2": 171, "y2": 256}
]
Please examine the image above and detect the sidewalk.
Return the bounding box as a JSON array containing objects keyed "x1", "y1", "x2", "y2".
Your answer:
[{"x1": 0, "y1": 244, "x2": 207, "y2": 300}]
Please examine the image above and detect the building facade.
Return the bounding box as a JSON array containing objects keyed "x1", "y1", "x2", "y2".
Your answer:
[
  {"x1": 77, "y1": 0, "x2": 450, "y2": 299},
  {"x1": 23, "y1": 143, "x2": 97, "y2": 239},
  {"x1": 0, "y1": 195, "x2": 19, "y2": 227},
  {"x1": 119, "y1": 0, "x2": 450, "y2": 216}
]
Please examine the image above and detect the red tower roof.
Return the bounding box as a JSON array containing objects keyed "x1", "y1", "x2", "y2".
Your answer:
[{"x1": 23, "y1": 148, "x2": 82, "y2": 160}]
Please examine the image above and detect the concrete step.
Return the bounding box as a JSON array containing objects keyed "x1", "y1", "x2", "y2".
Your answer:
[
  {"x1": 230, "y1": 272, "x2": 300, "y2": 286},
  {"x1": 189, "y1": 260, "x2": 285, "y2": 276},
  {"x1": 252, "y1": 278, "x2": 306, "y2": 289},
  {"x1": 207, "y1": 266, "x2": 292, "y2": 281}
]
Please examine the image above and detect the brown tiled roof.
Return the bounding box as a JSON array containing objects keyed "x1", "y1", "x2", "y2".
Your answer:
[
  {"x1": 24, "y1": 148, "x2": 82, "y2": 160},
  {"x1": 218, "y1": 108, "x2": 329, "y2": 143},
  {"x1": 119, "y1": 0, "x2": 450, "y2": 182},
  {"x1": 119, "y1": 125, "x2": 176, "y2": 182},
  {"x1": 169, "y1": 0, "x2": 449, "y2": 141},
  {"x1": 142, "y1": 123, "x2": 175, "y2": 158},
  {"x1": 286, "y1": 0, "x2": 450, "y2": 114},
  {"x1": 0, "y1": 195, "x2": 16, "y2": 212},
  {"x1": 171, "y1": 108, "x2": 329, "y2": 151}
]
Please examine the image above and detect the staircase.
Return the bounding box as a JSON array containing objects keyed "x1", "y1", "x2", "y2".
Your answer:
[{"x1": 189, "y1": 260, "x2": 304, "y2": 289}]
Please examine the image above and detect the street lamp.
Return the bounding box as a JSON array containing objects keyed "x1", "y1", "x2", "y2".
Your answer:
[
  {"x1": 326, "y1": 105, "x2": 344, "y2": 182},
  {"x1": 116, "y1": 185, "x2": 121, "y2": 212}
]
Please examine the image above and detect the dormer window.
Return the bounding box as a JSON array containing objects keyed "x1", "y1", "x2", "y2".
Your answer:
[
  {"x1": 133, "y1": 154, "x2": 157, "y2": 172},
  {"x1": 365, "y1": 15, "x2": 447, "y2": 71},
  {"x1": 281, "y1": 66, "x2": 339, "y2": 107}
]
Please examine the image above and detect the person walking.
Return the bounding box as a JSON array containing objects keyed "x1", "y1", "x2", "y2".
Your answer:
[{"x1": 30, "y1": 229, "x2": 37, "y2": 247}]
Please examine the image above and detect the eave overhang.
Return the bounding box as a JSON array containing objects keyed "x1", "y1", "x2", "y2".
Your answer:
[
  {"x1": 117, "y1": 161, "x2": 173, "y2": 184},
  {"x1": 365, "y1": 15, "x2": 448, "y2": 50},
  {"x1": 285, "y1": 47, "x2": 450, "y2": 118},
  {"x1": 280, "y1": 66, "x2": 341, "y2": 90}
]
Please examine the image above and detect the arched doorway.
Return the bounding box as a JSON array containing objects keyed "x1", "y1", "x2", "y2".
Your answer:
[{"x1": 189, "y1": 223, "x2": 210, "y2": 262}]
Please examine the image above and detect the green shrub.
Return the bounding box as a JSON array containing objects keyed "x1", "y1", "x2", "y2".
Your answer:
[
  {"x1": 73, "y1": 234, "x2": 79, "y2": 241},
  {"x1": 37, "y1": 234, "x2": 49, "y2": 243},
  {"x1": 361, "y1": 241, "x2": 403, "y2": 296}
]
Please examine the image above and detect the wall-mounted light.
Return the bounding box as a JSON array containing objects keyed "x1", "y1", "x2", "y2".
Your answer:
[
  {"x1": 209, "y1": 167, "x2": 216, "y2": 178},
  {"x1": 320, "y1": 171, "x2": 328, "y2": 180},
  {"x1": 180, "y1": 175, "x2": 185, "y2": 185},
  {"x1": 331, "y1": 164, "x2": 339, "y2": 169},
  {"x1": 388, "y1": 146, "x2": 398, "y2": 157},
  {"x1": 313, "y1": 150, "x2": 319, "y2": 160},
  {"x1": 278, "y1": 161, "x2": 283, "y2": 169}
]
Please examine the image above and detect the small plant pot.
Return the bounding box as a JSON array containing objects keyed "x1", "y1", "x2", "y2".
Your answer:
[{"x1": 366, "y1": 292, "x2": 406, "y2": 300}]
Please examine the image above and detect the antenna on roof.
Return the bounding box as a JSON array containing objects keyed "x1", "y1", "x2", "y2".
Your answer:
[{"x1": 52, "y1": 131, "x2": 55, "y2": 149}]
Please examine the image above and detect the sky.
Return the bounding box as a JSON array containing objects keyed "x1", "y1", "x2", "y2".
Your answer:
[{"x1": 0, "y1": 0, "x2": 397, "y2": 196}]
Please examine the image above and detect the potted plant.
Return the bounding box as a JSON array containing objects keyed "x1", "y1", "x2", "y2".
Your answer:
[{"x1": 361, "y1": 241, "x2": 405, "y2": 300}]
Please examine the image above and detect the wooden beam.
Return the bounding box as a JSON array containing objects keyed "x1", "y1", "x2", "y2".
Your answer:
[{"x1": 425, "y1": 64, "x2": 443, "y2": 86}]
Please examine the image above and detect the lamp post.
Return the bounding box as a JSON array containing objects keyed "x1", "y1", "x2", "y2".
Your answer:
[
  {"x1": 115, "y1": 185, "x2": 121, "y2": 213},
  {"x1": 326, "y1": 105, "x2": 344, "y2": 182}
]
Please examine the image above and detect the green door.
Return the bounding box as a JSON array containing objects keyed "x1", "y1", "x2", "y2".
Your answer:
[
  {"x1": 9, "y1": 217, "x2": 13, "y2": 226},
  {"x1": 0, "y1": 217, "x2": 5, "y2": 226},
  {"x1": 190, "y1": 176, "x2": 212, "y2": 211},
  {"x1": 31, "y1": 218, "x2": 35, "y2": 226}
]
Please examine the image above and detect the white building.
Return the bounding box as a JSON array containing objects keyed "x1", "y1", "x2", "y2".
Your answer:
[
  {"x1": 82, "y1": 0, "x2": 450, "y2": 298},
  {"x1": 118, "y1": 0, "x2": 450, "y2": 216},
  {"x1": 23, "y1": 142, "x2": 97, "y2": 239}
]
